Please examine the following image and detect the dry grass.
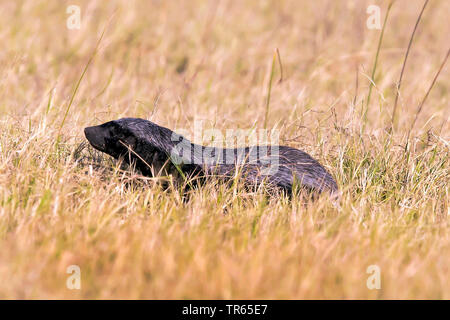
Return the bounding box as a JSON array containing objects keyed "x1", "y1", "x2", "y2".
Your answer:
[{"x1": 0, "y1": 0, "x2": 448, "y2": 299}]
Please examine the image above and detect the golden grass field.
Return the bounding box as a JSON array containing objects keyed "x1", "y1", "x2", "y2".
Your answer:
[{"x1": 0, "y1": 0, "x2": 448, "y2": 299}]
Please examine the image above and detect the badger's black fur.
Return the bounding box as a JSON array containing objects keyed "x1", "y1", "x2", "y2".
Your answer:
[{"x1": 84, "y1": 118, "x2": 338, "y2": 195}]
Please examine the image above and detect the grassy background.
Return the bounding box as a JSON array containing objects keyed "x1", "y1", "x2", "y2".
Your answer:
[{"x1": 0, "y1": 0, "x2": 448, "y2": 299}]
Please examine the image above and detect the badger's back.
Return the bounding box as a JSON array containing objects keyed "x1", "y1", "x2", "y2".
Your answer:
[{"x1": 200, "y1": 145, "x2": 338, "y2": 194}]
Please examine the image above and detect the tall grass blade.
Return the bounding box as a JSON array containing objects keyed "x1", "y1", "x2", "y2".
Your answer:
[
  {"x1": 407, "y1": 47, "x2": 450, "y2": 141},
  {"x1": 363, "y1": 1, "x2": 394, "y2": 131},
  {"x1": 57, "y1": 27, "x2": 106, "y2": 139},
  {"x1": 264, "y1": 51, "x2": 277, "y2": 129},
  {"x1": 391, "y1": 0, "x2": 429, "y2": 130}
]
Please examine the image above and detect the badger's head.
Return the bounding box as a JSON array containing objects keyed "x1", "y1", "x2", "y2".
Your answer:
[
  {"x1": 84, "y1": 119, "x2": 140, "y2": 159},
  {"x1": 84, "y1": 118, "x2": 189, "y2": 177}
]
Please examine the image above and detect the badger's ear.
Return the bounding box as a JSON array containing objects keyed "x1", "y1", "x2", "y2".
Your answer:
[{"x1": 104, "y1": 121, "x2": 120, "y2": 135}]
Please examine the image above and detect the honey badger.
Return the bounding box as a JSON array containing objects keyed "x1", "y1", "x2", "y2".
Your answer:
[{"x1": 84, "y1": 118, "x2": 338, "y2": 195}]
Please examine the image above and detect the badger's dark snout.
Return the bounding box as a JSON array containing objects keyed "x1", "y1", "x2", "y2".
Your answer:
[{"x1": 84, "y1": 126, "x2": 108, "y2": 151}]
